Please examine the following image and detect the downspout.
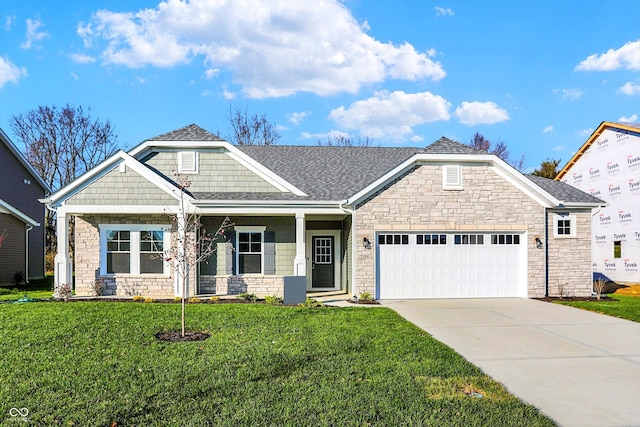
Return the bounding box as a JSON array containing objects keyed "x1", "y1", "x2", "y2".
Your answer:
[
  {"x1": 338, "y1": 201, "x2": 356, "y2": 297},
  {"x1": 25, "y1": 224, "x2": 33, "y2": 284}
]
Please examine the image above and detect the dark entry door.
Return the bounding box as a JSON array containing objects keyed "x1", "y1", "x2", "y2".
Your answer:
[{"x1": 312, "y1": 236, "x2": 334, "y2": 288}]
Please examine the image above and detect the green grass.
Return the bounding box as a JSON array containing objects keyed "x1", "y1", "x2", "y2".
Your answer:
[
  {"x1": 0, "y1": 276, "x2": 53, "y2": 301},
  {"x1": 0, "y1": 303, "x2": 555, "y2": 426},
  {"x1": 557, "y1": 294, "x2": 640, "y2": 322}
]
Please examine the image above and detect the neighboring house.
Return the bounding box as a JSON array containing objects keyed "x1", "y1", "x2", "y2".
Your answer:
[
  {"x1": 43, "y1": 124, "x2": 604, "y2": 299},
  {"x1": 556, "y1": 121, "x2": 640, "y2": 284},
  {"x1": 0, "y1": 129, "x2": 49, "y2": 283}
]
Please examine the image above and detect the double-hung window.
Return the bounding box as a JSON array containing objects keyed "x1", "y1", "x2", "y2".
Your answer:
[
  {"x1": 236, "y1": 226, "x2": 265, "y2": 274},
  {"x1": 101, "y1": 225, "x2": 170, "y2": 275}
]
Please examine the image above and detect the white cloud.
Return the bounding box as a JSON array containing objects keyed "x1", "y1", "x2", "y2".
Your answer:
[
  {"x1": 70, "y1": 53, "x2": 96, "y2": 64},
  {"x1": 0, "y1": 56, "x2": 27, "y2": 87},
  {"x1": 5, "y1": 15, "x2": 15, "y2": 31},
  {"x1": 543, "y1": 125, "x2": 554, "y2": 133},
  {"x1": 552, "y1": 145, "x2": 565, "y2": 151},
  {"x1": 328, "y1": 91, "x2": 451, "y2": 141},
  {"x1": 79, "y1": 0, "x2": 446, "y2": 98},
  {"x1": 222, "y1": 89, "x2": 236, "y2": 100},
  {"x1": 301, "y1": 130, "x2": 350, "y2": 140},
  {"x1": 618, "y1": 82, "x2": 640, "y2": 96},
  {"x1": 21, "y1": 18, "x2": 49, "y2": 49},
  {"x1": 619, "y1": 114, "x2": 638, "y2": 123},
  {"x1": 552, "y1": 87, "x2": 583, "y2": 100},
  {"x1": 454, "y1": 101, "x2": 509, "y2": 126},
  {"x1": 434, "y1": 7, "x2": 454, "y2": 17},
  {"x1": 575, "y1": 39, "x2": 640, "y2": 71},
  {"x1": 287, "y1": 111, "x2": 308, "y2": 126},
  {"x1": 579, "y1": 128, "x2": 593, "y2": 137},
  {"x1": 70, "y1": 71, "x2": 79, "y2": 80}
]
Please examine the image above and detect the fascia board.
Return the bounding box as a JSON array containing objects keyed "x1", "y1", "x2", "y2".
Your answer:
[
  {"x1": 56, "y1": 205, "x2": 178, "y2": 215},
  {"x1": 129, "y1": 139, "x2": 307, "y2": 196},
  {"x1": 0, "y1": 198, "x2": 40, "y2": 226},
  {"x1": 0, "y1": 128, "x2": 52, "y2": 193}
]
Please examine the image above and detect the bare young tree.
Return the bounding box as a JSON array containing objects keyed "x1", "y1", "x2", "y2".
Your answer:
[
  {"x1": 469, "y1": 132, "x2": 525, "y2": 171},
  {"x1": 10, "y1": 105, "x2": 118, "y2": 255},
  {"x1": 225, "y1": 106, "x2": 281, "y2": 146},
  {"x1": 318, "y1": 134, "x2": 373, "y2": 147},
  {"x1": 163, "y1": 174, "x2": 233, "y2": 337}
]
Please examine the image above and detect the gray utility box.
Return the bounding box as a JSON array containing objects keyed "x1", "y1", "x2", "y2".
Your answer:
[{"x1": 283, "y1": 276, "x2": 307, "y2": 305}]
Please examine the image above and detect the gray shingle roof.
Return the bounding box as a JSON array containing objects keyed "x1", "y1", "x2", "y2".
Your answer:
[
  {"x1": 525, "y1": 175, "x2": 606, "y2": 205},
  {"x1": 424, "y1": 137, "x2": 486, "y2": 154},
  {"x1": 236, "y1": 145, "x2": 423, "y2": 200},
  {"x1": 148, "y1": 124, "x2": 223, "y2": 141}
]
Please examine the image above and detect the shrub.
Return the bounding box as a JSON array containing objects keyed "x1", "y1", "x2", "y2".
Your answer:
[
  {"x1": 209, "y1": 296, "x2": 220, "y2": 302},
  {"x1": 187, "y1": 297, "x2": 201, "y2": 304},
  {"x1": 238, "y1": 292, "x2": 257, "y2": 302},
  {"x1": 299, "y1": 297, "x2": 323, "y2": 308},
  {"x1": 265, "y1": 295, "x2": 283, "y2": 305},
  {"x1": 174, "y1": 296, "x2": 182, "y2": 302},
  {"x1": 593, "y1": 279, "x2": 607, "y2": 301},
  {"x1": 132, "y1": 295, "x2": 145, "y2": 302},
  {"x1": 91, "y1": 278, "x2": 107, "y2": 296},
  {"x1": 359, "y1": 292, "x2": 373, "y2": 301},
  {"x1": 0, "y1": 288, "x2": 16, "y2": 295},
  {"x1": 144, "y1": 297, "x2": 154, "y2": 303},
  {"x1": 12, "y1": 271, "x2": 25, "y2": 286},
  {"x1": 54, "y1": 283, "x2": 72, "y2": 302}
]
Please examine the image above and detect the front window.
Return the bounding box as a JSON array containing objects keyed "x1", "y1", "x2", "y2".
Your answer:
[
  {"x1": 107, "y1": 231, "x2": 130, "y2": 274},
  {"x1": 236, "y1": 228, "x2": 264, "y2": 274},
  {"x1": 101, "y1": 225, "x2": 169, "y2": 275},
  {"x1": 140, "y1": 231, "x2": 164, "y2": 274},
  {"x1": 557, "y1": 220, "x2": 571, "y2": 235}
]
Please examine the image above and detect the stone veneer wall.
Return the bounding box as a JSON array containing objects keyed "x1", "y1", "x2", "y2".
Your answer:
[
  {"x1": 74, "y1": 214, "x2": 177, "y2": 297},
  {"x1": 200, "y1": 275, "x2": 284, "y2": 297},
  {"x1": 546, "y1": 210, "x2": 593, "y2": 297},
  {"x1": 354, "y1": 163, "x2": 549, "y2": 298}
]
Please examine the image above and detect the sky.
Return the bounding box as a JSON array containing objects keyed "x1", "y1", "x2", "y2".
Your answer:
[{"x1": 1, "y1": 0, "x2": 639, "y2": 172}]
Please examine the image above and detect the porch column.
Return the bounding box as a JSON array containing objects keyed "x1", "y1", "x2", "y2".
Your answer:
[
  {"x1": 174, "y1": 213, "x2": 188, "y2": 298},
  {"x1": 54, "y1": 212, "x2": 72, "y2": 296},
  {"x1": 294, "y1": 213, "x2": 306, "y2": 276}
]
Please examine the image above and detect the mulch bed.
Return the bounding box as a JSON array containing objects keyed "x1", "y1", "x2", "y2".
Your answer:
[
  {"x1": 347, "y1": 298, "x2": 380, "y2": 305},
  {"x1": 535, "y1": 296, "x2": 617, "y2": 302},
  {"x1": 155, "y1": 331, "x2": 211, "y2": 342}
]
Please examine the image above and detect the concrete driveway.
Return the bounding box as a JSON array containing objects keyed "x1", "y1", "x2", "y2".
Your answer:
[{"x1": 380, "y1": 298, "x2": 640, "y2": 427}]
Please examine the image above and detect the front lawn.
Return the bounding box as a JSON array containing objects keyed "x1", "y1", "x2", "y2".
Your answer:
[
  {"x1": 557, "y1": 294, "x2": 640, "y2": 322},
  {"x1": 0, "y1": 276, "x2": 53, "y2": 301},
  {"x1": 0, "y1": 303, "x2": 554, "y2": 426}
]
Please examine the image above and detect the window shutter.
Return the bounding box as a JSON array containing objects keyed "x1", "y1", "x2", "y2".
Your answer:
[
  {"x1": 443, "y1": 165, "x2": 462, "y2": 188},
  {"x1": 264, "y1": 231, "x2": 276, "y2": 275},
  {"x1": 228, "y1": 231, "x2": 237, "y2": 274}
]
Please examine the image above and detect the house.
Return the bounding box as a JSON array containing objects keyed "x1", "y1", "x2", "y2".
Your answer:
[
  {"x1": 0, "y1": 129, "x2": 49, "y2": 284},
  {"x1": 556, "y1": 121, "x2": 640, "y2": 284},
  {"x1": 42, "y1": 124, "x2": 604, "y2": 299}
]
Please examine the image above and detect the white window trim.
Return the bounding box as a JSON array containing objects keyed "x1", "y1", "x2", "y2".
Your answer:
[
  {"x1": 235, "y1": 226, "x2": 266, "y2": 275},
  {"x1": 442, "y1": 164, "x2": 463, "y2": 190},
  {"x1": 178, "y1": 151, "x2": 199, "y2": 174},
  {"x1": 99, "y1": 224, "x2": 172, "y2": 276},
  {"x1": 552, "y1": 213, "x2": 577, "y2": 238}
]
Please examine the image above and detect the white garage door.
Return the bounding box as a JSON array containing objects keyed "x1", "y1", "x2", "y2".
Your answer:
[{"x1": 377, "y1": 232, "x2": 527, "y2": 299}]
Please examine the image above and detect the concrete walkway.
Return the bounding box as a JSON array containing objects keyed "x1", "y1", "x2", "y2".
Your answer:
[{"x1": 380, "y1": 298, "x2": 640, "y2": 427}]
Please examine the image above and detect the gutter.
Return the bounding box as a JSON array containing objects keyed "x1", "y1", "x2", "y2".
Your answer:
[{"x1": 25, "y1": 224, "x2": 33, "y2": 283}]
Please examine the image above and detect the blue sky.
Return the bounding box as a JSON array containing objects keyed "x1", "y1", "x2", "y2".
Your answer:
[{"x1": 1, "y1": 0, "x2": 639, "y2": 171}]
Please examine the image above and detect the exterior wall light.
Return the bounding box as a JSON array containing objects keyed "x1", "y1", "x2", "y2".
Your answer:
[
  {"x1": 363, "y1": 237, "x2": 372, "y2": 249},
  {"x1": 535, "y1": 237, "x2": 543, "y2": 249}
]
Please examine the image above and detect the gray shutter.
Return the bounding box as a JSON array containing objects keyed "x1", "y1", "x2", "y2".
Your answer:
[
  {"x1": 228, "y1": 231, "x2": 237, "y2": 275},
  {"x1": 264, "y1": 231, "x2": 276, "y2": 275}
]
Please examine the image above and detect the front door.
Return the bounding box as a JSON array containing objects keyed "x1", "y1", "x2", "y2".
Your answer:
[{"x1": 312, "y1": 236, "x2": 334, "y2": 288}]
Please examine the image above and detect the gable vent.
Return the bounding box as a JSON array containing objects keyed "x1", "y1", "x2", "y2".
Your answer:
[
  {"x1": 443, "y1": 165, "x2": 462, "y2": 189},
  {"x1": 178, "y1": 151, "x2": 198, "y2": 174}
]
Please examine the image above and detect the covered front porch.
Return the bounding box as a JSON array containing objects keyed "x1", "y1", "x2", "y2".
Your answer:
[{"x1": 197, "y1": 212, "x2": 353, "y2": 298}]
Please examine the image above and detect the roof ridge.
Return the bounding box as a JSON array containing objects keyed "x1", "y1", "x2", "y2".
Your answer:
[{"x1": 148, "y1": 123, "x2": 223, "y2": 141}]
